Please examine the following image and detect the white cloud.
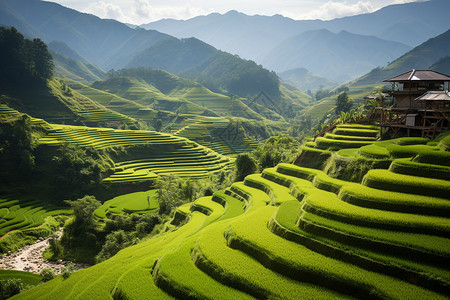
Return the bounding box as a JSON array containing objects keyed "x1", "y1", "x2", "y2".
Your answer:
[
  {"x1": 56, "y1": 0, "x2": 424, "y2": 23},
  {"x1": 84, "y1": 1, "x2": 126, "y2": 20},
  {"x1": 290, "y1": 1, "x2": 376, "y2": 20},
  {"x1": 132, "y1": 0, "x2": 212, "y2": 24}
]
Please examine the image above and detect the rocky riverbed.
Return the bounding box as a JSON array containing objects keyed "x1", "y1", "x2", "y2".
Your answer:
[{"x1": 0, "y1": 231, "x2": 90, "y2": 275}]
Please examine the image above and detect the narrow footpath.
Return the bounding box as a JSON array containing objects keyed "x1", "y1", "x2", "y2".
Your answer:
[{"x1": 0, "y1": 231, "x2": 90, "y2": 274}]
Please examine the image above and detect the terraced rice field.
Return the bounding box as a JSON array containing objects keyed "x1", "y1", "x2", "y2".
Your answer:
[
  {"x1": 16, "y1": 132, "x2": 450, "y2": 299},
  {"x1": 296, "y1": 124, "x2": 380, "y2": 170},
  {"x1": 0, "y1": 195, "x2": 71, "y2": 239},
  {"x1": 38, "y1": 124, "x2": 233, "y2": 182},
  {"x1": 0, "y1": 105, "x2": 52, "y2": 130},
  {"x1": 94, "y1": 190, "x2": 159, "y2": 218},
  {"x1": 174, "y1": 118, "x2": 259, "y2": 156},
  {"x1": 314, "y1": 124, "x2": 379, "y2": 150},
  {"x1": 0, "y1": 270, "x2": 42, "y2": 287}
]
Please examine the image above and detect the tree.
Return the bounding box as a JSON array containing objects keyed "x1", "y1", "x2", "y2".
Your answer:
[
  {"x1": 32, "y1": 38, "x2": 53, "y2": 79},
  {"x1": 235, "y1": 153, "x2": 257, "y2": 181},
  {"x1": 0, "y1": 279, "x2": 23, "y2": 299},
  {"x1": 65, "y1": 195, "x2": 100, "y2": 229},
  {"x1": 154, "y1": 175, "x2": 197, "y2": 215},
  {"x1": 0, "y1": 115, "x2": 35, "y2": 182},
  {"x1": 335, "y1": 92, "x2": 353, "y2": 114},
  {"x1": 0, "y1": 27, "x2": 53, "y2": 86},
  {"x1": 40, "y1": 269, "x2": 55, "y2": 282},
  {"x1": 61, "y1": 195, "x2": 101, "y2": 248},
  {"x1": 250, "y1": 135, "x2": 300, "y2": 170}
]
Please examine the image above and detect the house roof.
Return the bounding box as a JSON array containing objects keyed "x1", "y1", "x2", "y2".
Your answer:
[
  {"x1": 415, "y1": 90, "x2": 450, "y2": 102},
  {"x1": 384, "y1": 69, "x2": 450, "y2": 82}
]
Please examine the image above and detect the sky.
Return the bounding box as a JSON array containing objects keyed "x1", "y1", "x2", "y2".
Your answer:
[{"x1": 48, "y1": 0, "x2": 422, "y2": 25}]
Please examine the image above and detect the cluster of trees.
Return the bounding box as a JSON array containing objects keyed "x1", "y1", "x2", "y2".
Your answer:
[
  {"x1": 54, "y1": 195, "x2": 162, "y2": 264},
  {"x1": 47, "y1": 144, "x2": 114, "y2": 201},
  {"x1": 0, "y1": 114, "x2": 115, "y2": 203},
  {"x1": 155, "y1": 172, "x2": 233, "y2": 215},
  {"x1": 0, "y1": 27, "x2": 53, "y2": 88},
  {"x1": 335, "y1": 92, "x2": 354, "y2": 114},
  {"x1": 0, "y1": 115, "x2": 36, "y2": 185},
  {"x1": 235, "y1": 135, "x2": 301, "y2": 180}
]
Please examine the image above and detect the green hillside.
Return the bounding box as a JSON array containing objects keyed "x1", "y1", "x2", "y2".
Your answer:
[
  {"x1": 52, "y1": 51, "x2": 105, "y2": 84},
  {"x1": 90, "y1": 68, "x2": 267, "y2": 120},
  {"x1": 352, "y1": 28, "x2": 450, "y2": 86},
  {"x1": 298, "y1": 84, "x2": 381, "y2": 123},
  {"x1": 279, "y1": 68, "x2": 338, "y2": 92},
  {"x1": 127, "y1": 37, "x2": 281, "y2": 99},
  {"x1": 13, "y1": 129, "x2": 450, "y2": 299},
  {"x1": 173, "y1": 118, "x2": 260, "y2": 157},
  {"x1": 430, "y1": 56, "x2": 450, "y2": 75},
  {"x1": 38, "y1": 123, "x2": 232, "y2": 182}
]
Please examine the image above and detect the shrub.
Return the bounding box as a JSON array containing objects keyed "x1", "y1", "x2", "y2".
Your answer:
[
  {"x1": 0, "y1": 278, "x2": 23, "y2": 298},
  {"x1": 96, "y1": 230, "x2": 138, "y2": 263},
  {"x1": 235, "y1": 153, "x2": 257, "y2": 182},
  {"x1": 40, "y1": 269, "x2": 55, "y2": 282},
  {"x1": 61, "y1": 263, "x2": 75, "y2": 279}
]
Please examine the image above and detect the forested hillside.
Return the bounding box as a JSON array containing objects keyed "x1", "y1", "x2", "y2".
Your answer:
[
  {"x1": 127, "y1": 37, "x2": 281, "y2": 98},
  {"x1": 352, "y1": 29, "x2": 450, "y2": 86}
]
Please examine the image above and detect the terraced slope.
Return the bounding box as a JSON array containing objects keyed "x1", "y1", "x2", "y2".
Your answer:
[
  {"x1": 0, "y1": 194, "x2": 72, "y2": 253},
  {"x1": 15, "y1": 134, "x2": 450, "y2": 299},
  {"x1": 314, "y1": 124, "x2": 379, "y2": 150},
  {"x1": 0, "y1": 195, "x2": 71, "y2": 238},
  {"x1": 94, "y1": 190, "x2": 159, "y2": 218},
  {"x1": 89, "y1": 76, "x2": 264, "y2": 120},
  {"x1": 174, "y1": 118, "x2": 259, "y2": 156},
  {"x1": 296, "y1": 123, "x2": 380, "y2": 170},
  {"x1": 38, "y1": 124, "x2": 232, "y2": 182}
]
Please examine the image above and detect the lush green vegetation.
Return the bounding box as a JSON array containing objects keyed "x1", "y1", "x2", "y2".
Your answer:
[
  {"x1": 0, "y1": 270, "x2": 42, "y2": 299},
  {"x1": 94, "y1": 190, "x2": 159, "y2": 218},
  {"x1": 2, "y1": 22, "x2": 450, "y2": 300},
  {"x1": 12, "y1": 128, "x2": 449, "y2": 299},
  {"x1": 0, "y1": 195, "x2": 70, "y2": 253},
  {"x1": 38, "y1": 123, "x2": 232, "y2": 182},
  {"x1": 0, "y1": 27, "x2": 52, "y2": 88}
]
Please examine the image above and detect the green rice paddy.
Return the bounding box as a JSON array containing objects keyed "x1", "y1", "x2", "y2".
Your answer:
[
  {"x1": 38, "y1": 123, "x2": 233, "y2": 182},
  {"x1": 94, "y1": 190, "x2": 159, "y2": 218},
  {"x1": 9, "y1": 126, "x2": 450, "y2": 299}
]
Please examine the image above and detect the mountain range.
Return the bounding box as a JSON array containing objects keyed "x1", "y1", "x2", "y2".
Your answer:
[
  {"x1": 259, "y1": 29, "x2": 410, "y2": 82},
  {"x1": 351, "y1": 28, "x2": 450, "y2": 86},
  {"x1": 0, "y1": 0, "x2": 170, "y2": 70},
  {"x1": 143, "y1": 0, "x2": 449, "y2": 83},
  {"x1": 1, "y1": 0, "x2": 449, "y2": 93},
  {"x1": 143, "y1": 0, "x2": 450, "y2": 60}
]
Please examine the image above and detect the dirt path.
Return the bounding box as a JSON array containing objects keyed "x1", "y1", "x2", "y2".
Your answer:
[{"x1": 0, "y1": 231, "x2": 90, "y2": 274}]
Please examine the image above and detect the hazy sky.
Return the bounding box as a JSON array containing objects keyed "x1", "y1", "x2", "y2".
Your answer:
[{"x1": 48, "y1": 0, "x2": 421, "y2": 24}]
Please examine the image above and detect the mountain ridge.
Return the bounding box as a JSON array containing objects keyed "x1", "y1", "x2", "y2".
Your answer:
[
  {"x1": 260, "y1": 28, "x2": 411, "y2": 82},
  {"x1": 351, "y1": 28, "x2": 450, "y2": 86}
]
